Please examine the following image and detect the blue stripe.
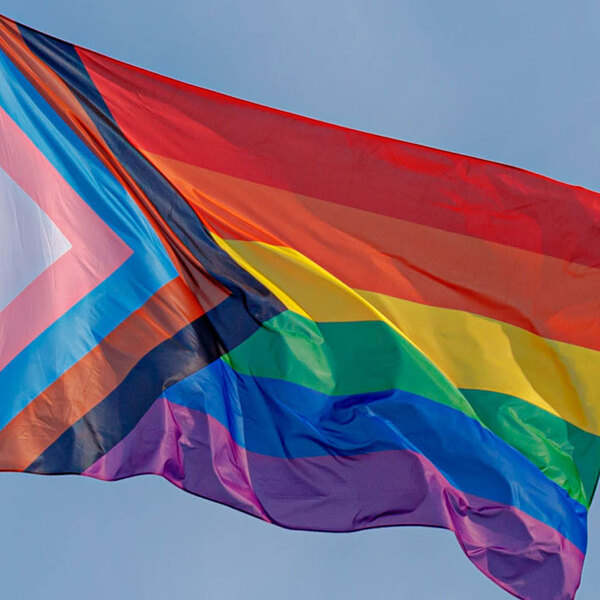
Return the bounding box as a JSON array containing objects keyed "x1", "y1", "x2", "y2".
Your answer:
[
  {"x1": 164, "y1": 359, "x2": 588, "y2": 552},
  {"x1": 0, "y1": 47, "x2": 177, "y2": 428}
]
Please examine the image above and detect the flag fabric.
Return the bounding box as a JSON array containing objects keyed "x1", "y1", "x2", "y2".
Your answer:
[{"x1": 0, "y1": 16, "x2": 598, "y2": 600}]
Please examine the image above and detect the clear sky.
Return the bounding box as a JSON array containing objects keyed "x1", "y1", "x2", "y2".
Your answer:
[{"x1": 0, "y1": 2, "x2": 599, "y2": 599}]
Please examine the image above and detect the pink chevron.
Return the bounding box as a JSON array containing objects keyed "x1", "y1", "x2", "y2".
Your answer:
[{"x1": 0, "y1": 104, "x2": 132, "y2": 371}]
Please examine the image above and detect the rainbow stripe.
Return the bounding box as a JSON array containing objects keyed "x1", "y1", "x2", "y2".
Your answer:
[{"x1": 0, "y1": 15, "x2": 598, "y2": 600}]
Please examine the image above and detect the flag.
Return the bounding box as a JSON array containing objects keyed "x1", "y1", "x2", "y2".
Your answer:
[{"x1": 0, "y1": 16, "x2": 598, "y2": 600}]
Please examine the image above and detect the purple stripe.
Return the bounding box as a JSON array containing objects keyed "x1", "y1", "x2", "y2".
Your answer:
[
  {"x1": 84, "y1": 399, "x2": 583, "y2": 600},
  {"x1": 84, "y1": 396, "x2": 269, "y2": 521}
]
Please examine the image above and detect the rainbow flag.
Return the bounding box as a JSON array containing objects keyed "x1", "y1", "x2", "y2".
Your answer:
[{"x1": 0, "y1": 16, "x2": 598, "y2": 599}]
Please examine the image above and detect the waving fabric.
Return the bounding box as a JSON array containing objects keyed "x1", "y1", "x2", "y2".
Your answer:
[{"x1": 0, "y1": 16, "x2": 598, "y2": 600}]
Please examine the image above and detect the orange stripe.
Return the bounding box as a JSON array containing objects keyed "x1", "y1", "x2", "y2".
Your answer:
[
  {"x1": 0, "y1": 275, "x2": 227, "y2": 471},
  {"x1": 80, "y1": 42, "x2": 600, "y2": 268},
  {"x1": 144, "y1": 153, "x2": 600, "y2": 351}
]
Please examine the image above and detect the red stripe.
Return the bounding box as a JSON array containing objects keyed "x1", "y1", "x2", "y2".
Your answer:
[
  {"x1": 79, "y1": 47, "x2": 600, "y2": 268},
  {"x1": 144, "y1": 156, "x2": 600, "y2": 350}
]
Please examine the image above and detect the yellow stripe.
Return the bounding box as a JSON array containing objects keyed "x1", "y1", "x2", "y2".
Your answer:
[
  {"x1": 223, "y1": 238, "x2": 600, "y2": 435},
  {"x1": 212, "y1": 234, "x2": 311, "y2": 319}
]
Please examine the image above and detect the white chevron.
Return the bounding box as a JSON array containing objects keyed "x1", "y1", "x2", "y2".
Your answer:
[{"x1": 0, "y1": 164, "x2": 71, "y2": 312}]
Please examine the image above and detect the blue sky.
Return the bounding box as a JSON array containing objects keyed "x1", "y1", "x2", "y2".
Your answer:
[{"x1": 0, "y1": 2, "x2": 599, "y2": 598}]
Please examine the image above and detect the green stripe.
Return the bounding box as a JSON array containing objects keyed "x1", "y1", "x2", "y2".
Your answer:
[
  {"x1": 223, "y1": 310, "x2": 595, "y2": 507},
  {"x1": 224, "y1": 310, "x2": 476, "y2": 416},
  {"x1": 463, "y1": 389, "x2": 600, "y2": 507}
]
